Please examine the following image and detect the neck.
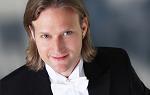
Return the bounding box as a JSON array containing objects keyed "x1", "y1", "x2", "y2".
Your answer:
[{"x1": 60, "y1": 59, "x2": 80, "y2": 77}]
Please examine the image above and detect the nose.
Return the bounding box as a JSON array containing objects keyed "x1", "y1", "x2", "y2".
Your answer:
[{"x1": 53, "y1": 36, "x2": 65, "y2": 54}]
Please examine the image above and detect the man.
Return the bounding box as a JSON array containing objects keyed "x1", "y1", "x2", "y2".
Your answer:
[{"x1": 0, "y1": 0, "x2": 150, "y2": 95}]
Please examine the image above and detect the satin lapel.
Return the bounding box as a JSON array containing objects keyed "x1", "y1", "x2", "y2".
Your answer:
[{"x1": 83, "y1": 62, "x2": 111, "y2": 95}]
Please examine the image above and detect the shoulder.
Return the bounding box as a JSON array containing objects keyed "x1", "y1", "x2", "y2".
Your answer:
[
  {"x1": 84, "y1": 47, "x2": 131, "y2": 79},
  {"x1": 96, "y1": 47, "x2": 128, "y2": 58},
  {"x1": 94, "y1": 47, "x2": 132, "y2": 91},
  {"x1": 1, "y1": 65, "x2": 34, "y2": 82},
  {"x1": 0, "y1": 65, "x2": 42, "y2": 88},
  {"x1": 0, "y1": 65, "x2": 34, "y2": 94},
  {"x1": 93, "y1": 47, "x2": 130, "y2": 65},
  {"x1": 84, "y1": 47, "x2": 130, "y2": 70},
  {"x1": 0, "y1": 65, "x2": 49, "y2": 95},
  {"x1": 97, "y1": 47, "x2": 131, "y2": 71},
  {"x1": 95, "y1": 47, "x2": 137, "y2": 85},
  {"x1": 95, "y1": 47, "x2": 150, "y2": 94},
  {"x1": 91, "y1": 47, "x2": 132, "y2": 80},
  {"x1": 0, "y1": 65, "x2": 50, "y2": 95},
  {"x1": 95, "y1": 47, "x2": 131, "y2": 73}
]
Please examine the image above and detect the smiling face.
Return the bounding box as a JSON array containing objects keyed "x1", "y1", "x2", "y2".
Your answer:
[{"x1": 31, "y1": 7, "x2": 88, "y2": 76}]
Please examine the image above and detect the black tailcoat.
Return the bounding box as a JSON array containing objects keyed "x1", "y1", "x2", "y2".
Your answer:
[{"x1": 0, "y1": 47, "x2": 150, "y2": 95}]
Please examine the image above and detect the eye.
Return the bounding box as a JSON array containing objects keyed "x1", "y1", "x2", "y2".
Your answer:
[
  {"x1": 63, "y1": 31, "x2": 73, "y2": 36},
  {"x1": 40, "y1": 34, "x2": 49, "y2": 39}
]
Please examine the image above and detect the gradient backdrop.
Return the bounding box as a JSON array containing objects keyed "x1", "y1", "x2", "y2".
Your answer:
[{"x1": 0, "y1": 0, "x2": 150, "y2": 88}]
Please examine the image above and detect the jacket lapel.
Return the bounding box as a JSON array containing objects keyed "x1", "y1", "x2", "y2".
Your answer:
[
  {"x1": 83, "y1": 57, "x2": 111, "y2": 95},
  {"x1": 32, "y1": 67, "x2": 53, "y2": 95}
]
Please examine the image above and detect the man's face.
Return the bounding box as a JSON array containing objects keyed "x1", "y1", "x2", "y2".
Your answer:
[{"x1": 32, "y1": 7, "x2": 88, "y2": 76}]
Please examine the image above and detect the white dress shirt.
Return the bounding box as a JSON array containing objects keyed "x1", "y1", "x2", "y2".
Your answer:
[{"x1": 45, "y1": 58, "x2": 89, "y2": 95}]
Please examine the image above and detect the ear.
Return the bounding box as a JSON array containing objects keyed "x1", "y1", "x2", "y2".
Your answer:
[
  {"x1": 29, "y1": 25, "x2": 35, "y2": 40},
  {"x1": 81, "y1": 17, "x2": 88, "y2": 39}
]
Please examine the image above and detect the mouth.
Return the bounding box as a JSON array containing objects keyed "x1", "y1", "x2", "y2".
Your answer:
[{"x1": 51, "y1": 54, "x2": 68, "y2": 61}]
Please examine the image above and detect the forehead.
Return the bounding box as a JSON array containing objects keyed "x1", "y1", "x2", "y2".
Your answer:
[
  {"x1": 43, "y1": 6, "x2": 77, "y2": 16},
  {"x1": 32, "y1": 7, "x2": 80, "y2": 30}
]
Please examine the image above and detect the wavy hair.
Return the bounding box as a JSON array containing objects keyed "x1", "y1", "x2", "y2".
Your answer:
[{"x1": 24, "y1": 0, "x2": 97, "y2": 71}]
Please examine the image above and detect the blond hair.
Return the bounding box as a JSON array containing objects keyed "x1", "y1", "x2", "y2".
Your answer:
[{"x1": 24, "y1": 0, "x2": 97, "y2": 71}]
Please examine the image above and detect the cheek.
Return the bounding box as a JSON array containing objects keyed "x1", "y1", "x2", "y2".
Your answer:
[
  {"x1": 36, "y1": 40, "x2": 50, "y2": 57},
  {"x1": 66, "y1": 35, "x2": 82, "y2": 51}
]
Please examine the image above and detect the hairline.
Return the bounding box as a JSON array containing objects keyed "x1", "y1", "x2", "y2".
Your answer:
[{"x1": 30, "y1": 5, "x2": 85, "y2": 34}]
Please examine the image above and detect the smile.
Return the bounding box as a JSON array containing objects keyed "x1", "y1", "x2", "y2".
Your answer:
[{"x1": 51, "y1": 54, "x2": 68, "y2": 61}]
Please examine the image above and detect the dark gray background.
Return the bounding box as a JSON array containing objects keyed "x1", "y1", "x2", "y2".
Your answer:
[{"x1": 0, "y1": 0, "x2": 150, "y2": 88}]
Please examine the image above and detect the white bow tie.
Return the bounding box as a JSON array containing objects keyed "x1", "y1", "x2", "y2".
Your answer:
[{"x1": 51, "y1": 77, "x2": 89, "y2": 95}]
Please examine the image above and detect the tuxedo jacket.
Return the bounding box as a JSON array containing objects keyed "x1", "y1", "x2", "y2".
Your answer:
[{"x1": 0, "y1": 47, "x2": 150, "y2": 95}]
